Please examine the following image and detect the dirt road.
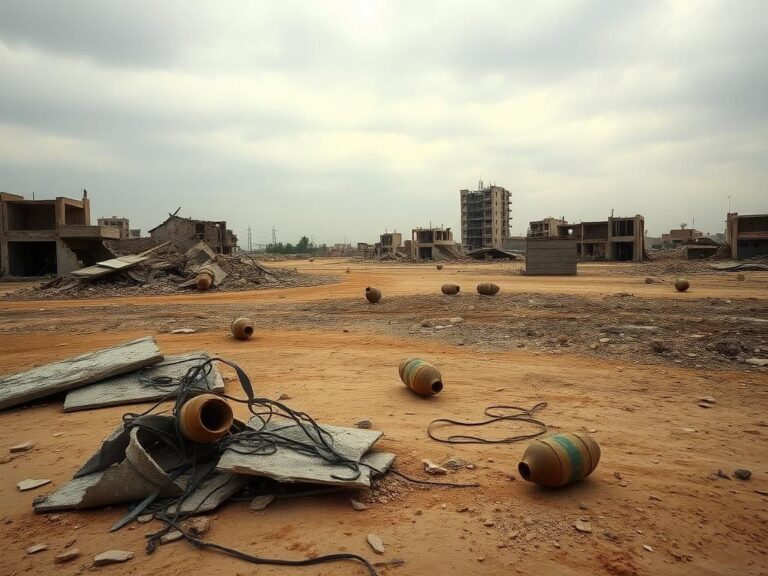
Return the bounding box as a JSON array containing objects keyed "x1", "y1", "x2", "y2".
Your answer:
[{"x1": 0, "y1": 260, "x2": 766, "y2": 576}]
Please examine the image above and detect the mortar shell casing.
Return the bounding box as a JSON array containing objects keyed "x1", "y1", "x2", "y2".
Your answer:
[
  {"x1": 441, "y1": 284, "x2": 460, "y2": 295},
  {"x1": 196, "y1": 269, "x2": 214, "y2": 290},
  {"x1": 365, "y1": 286, "x2": 382, "y2": 303},
  {"x1": 179, "y1": 393, "x2": 234, "y2": 444},
  {"x1": 398, "y1": 358, "x2": 444, "y2": 397},
  {"x1": 518, "y1": 432, "x2": 601, "y2": 488},
  {"x1": 231, "y1": 317, "x2": 254, "y2": 340},
  {"x1": 477, "y1": 282, "x2": 500, "y2": 296}
]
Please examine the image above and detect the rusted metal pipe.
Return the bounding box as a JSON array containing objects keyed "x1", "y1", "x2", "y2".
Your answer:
[
  {"x1": 178, "y1": 394, "x2": 234, "y2": 443},
  {"x1": 365, "y1": 287, "x2": 382, "y2": 303},
  {"x1": 674, "y1": 278, "x2": 690, "y2": 292},
  {"x1": 518, "y1": 432, "x2": 601, "y2": 488},
  {"x1": 399, "y1": 358, "x2": 443, "y2": 397},
  {"x1": 441, "y1": 284, "x2": 460, "y2": 295},
  {"x1": 231, "y1": 317, "x2": 254, "y2": 340},
  {"x1": 477, "y1": 282, "x2": 500, "y2": 295}
]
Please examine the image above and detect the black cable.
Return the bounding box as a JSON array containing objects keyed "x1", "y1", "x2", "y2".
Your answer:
[{"x1": 427, "y1": 402, "x2": 548, "y2": 444}]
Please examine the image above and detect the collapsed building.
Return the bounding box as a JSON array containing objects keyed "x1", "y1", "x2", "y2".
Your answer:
[
  {"x1": 97, "y1": 216, "x2": 141, "y2": 240},
  {"x1": 661, "y1": 227, "x2": 702, "y2": 249},
  {"x1": 148, "y1": 213, "x2": 237, "y2": 255},
  {"x1": 460, "y1": 182, "x2": 511, "y2": 252},
  {"x1": 0, "y1": 191, "x2": 119, "y2": 278},
  {"x1": 727, "y1": 213, "x2": 768, "y2": 259},
  {"x1": 527, "y1": 214, "x2": 645, "y2": 262},
  {"x1": 410, "y1": 227, "x2": 463, "y2": 260}
]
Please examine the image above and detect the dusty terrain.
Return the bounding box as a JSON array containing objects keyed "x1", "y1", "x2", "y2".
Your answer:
[{"x1": 0, "y1": 259, "x2": 766, "y2": 576}]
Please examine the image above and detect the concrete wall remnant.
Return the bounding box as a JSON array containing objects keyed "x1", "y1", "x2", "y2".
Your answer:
[{"x1": 525, "y1": 238, "x2": 578, "y2": 275}]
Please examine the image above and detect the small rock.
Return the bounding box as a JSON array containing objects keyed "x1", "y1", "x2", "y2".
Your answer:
[
  {"x1": 276, "y1": 394, "x2": 292, "y2": 401},
  {"x1": 643, "y1": 544, "x2": 654, "y2": 552},
  {"x1": 574, "y1": 519, "x2": 592, "y2": 533},
  {"x1": 366, "y1": 533, "x2": 385, "y2": 554},
  {"x1": 27, "y1": 544, "x2": 48, "y2": 554},
  {"x1": 136, "y1": 514, "x2": 154, "y2": 524},
  {"x1": 578, "y1": 502, "x2": 589, "y2": 510},
  {"x1": 93, "y1": 550, "x2": 134, "y2": 566},
  {"x1": 171, "y1": 328, "x2": 196, "y2": 334},
  {"x1": 355, "y1": 419, "x2": 372, "y2": 429},
  {"x1": 0, "y1": 455, "x2": 15, "y2": 464},
  {"x1": 183, "y1": 516, "x2": 210, "y2": 536},
  {"x1": 682, "y1": 427, "x2": 696, "y2": 432},
  {"x1": 483, "y1": 520, "x2": 495, "y2": 527},
  {"x1": 746, "y1": 358, "x2": 768, "y2": 367},
  {"x1": 423, "y1": 459, "x2": 448, "y2": 475},
  {"x1": 2, "y1": 516, "x2": 12, "y2": 524},
  {"x1": 697, "y1": 402, "x2": 713, "y2": 409},
  {"x1": 599, "y1": 338, "x2": 610, "y2": 344},
  {"x1": 553, "y1": 541, "x2": 561, "y2": 549},
  {"x1": 10, "y1": 441, "x2": 34, "y2": 453},
  {"x1": 603, "y1": 530, "x2": 619, "y2": 541},
  {"x1": 17, "y1": 478, "x2": 51, "y2": 491},
  {"x1": 733, "y1": 469, "x2": 751, "y2": 480},
  {"x1": 250, "y1": 494, "x2": 276, "y2": 511},
  {"x1": 649, "y1": 495, "x2": 662, "y2": 501},
  {"x1": 52, "y1": 432, "x2": 63, "y2": 437},
  {"x1": 699, "y1": 396, "x2": 716, "y2": 404},
  {"x1": 442, "y1": 458, "x2": 466, "y2": 470},
  {"x1": 350, "y1": 498, "x2": 367, "y2": 511},
  {"x1": 589, "y1": 343, "x2": 598, "y2": 350},
  {"x1": 55, "y1": 548, "x2": 80, "y2": 563},
  {"x1": 449, "y1": 317, "x2": 464, "y2": 324},
  {"x1": 160, "y1": 530, "x2": 184, "y2": 544},
  {"x1": 64, "y1": 538, "x2": 77, "y2": 547}
]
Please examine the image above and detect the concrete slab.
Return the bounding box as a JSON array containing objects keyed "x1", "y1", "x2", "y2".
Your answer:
[
  {"x1": 0, "y1": 337, "x2": 163, "y2": 411},
  {"x1": 166, "y1": 471, "x2": 251, "y2": 515},
  {"x1": 216, "y1": 419, "x2": 389, "y2": 488},
  {"x1": 63, "y1": 353, "x2": 223, "y2": 412}
]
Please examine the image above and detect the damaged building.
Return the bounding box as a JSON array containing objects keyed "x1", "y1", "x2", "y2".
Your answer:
[
  {"x1": 528, "y1": 217, "x2": 567, "y2": 238},
  {"x1": 460, "y1": 182, "x2": 511, "y2": 252},
  {"x1": 97, "y1": 216, "x2": 141, "y2": 240},
  {"x1": 527, "y1": 214, "x2": 645, "y2": 262},
  {"x1": 148, "y1": 214, "x2": 237, "y2": 255},
  {"x1": 410, "y1": 227, "x2": 462, "y2": 260},
  {"x1": 0, "y1": 191, "x2": 119, "y2": 278},
  {"x1": 727, "y1": 213, "x2": 768, "y2": 259},
  {"x1": 377, "y1": 231, "x2": 403, "y2": 257}
]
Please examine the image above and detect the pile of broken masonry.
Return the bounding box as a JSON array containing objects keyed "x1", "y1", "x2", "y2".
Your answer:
[{"x1": 3, "y1": 241, "x2": 334, "y2": 300}]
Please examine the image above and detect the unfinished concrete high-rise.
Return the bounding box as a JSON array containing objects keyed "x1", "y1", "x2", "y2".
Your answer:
[{"x1": 460, "y1": 182, "x2": 511, "y2": 252}]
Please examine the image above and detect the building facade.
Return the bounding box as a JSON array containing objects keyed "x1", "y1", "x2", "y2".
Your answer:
[
  {"x1": 0, "y1": 191, "x2": 119, "y2": 277},
  {"x1": 543, "y1": 214, "x2": 645, "y2": 262},
  {"x1": 727, "y1": 213, "x2": 768, "y2": 259},
  {"x1": 148, "y1": 214, "x2": 237, "y2": 254},
  {"x1": 460, "y1": 183, "x2": 511, "y2": 252}
]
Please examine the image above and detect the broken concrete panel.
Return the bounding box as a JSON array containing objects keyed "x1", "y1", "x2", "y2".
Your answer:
[
  {"x1": 166, "y1": 471, "x2": 250, "y2": 515},
  {"x1": 184, "y1": 242, "x2": 217, "y2": 267},
  {"x1": 0, "y1": 337, "x2": 163, "y2": 411},
  {"x1": 35, "y1": 417, "x2": 184, "y2": 513},
  {"x1": 63, "y1": 353, "x2": 223, "y2": 412},
  {"x1": 216, "y1": 420, "x2": 389, "y2": 488}
]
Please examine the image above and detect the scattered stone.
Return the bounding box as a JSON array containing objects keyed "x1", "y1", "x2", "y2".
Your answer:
[
  {"x1": 449, "y1": 317, "x2": 464, "y2": 324},
  {"x1": 136, "y1": 514, "x2": 154, "y2": 524},
  {"x1": 93, "y1": 550, "x2": 134, "y2": 566},
  {"x1": 589, "y1": 343, "x2": 598, "y2": 350},
  {"x1": 0, "y1": 455, "x2": 15, "y2": 464},
  {"x1": 599, "y1": 338, "x2": 610, "y2": 344},
  {"x1": 26, "y1": 544, "x2": 48, "y2": 554},
  {"x1": 553, "y1": 541, "x2": 561, "y2": 549},
  {"x1": 574, "y1": 519, "x2": 592, "y2": 533},
  {"x1": 250, "y1": 494, "x2": 276, "y2": 511},
  {"x1": 714, "y1": 338, "x2": 741, "y2": 357},
  {"x1": 17, "y1": 478, "x2": 51, "y2": 491},
  {"x1": 276, "y1": 393, "x2": 292, "y2": 401},
  {"x1": 697, "y1": 401, "x2": 713, "y2": 409},
  {"x1": 682, "y1": 427, "x2": 696, "y2": 433},
  {"x1": 603, "y1": 530, "x2": 619, "y2": 541},
  {"x1": 419, "y1": 319, "x2": 433, "y2": 328},
  {"x1": 355, "y1": 419, "x2": 372, "y2": 429},
  {"x1": 160, "y1": 530, "x2": 183, "y2": 544},
  {"x1": 650, "y1": 340, "x2": 669, "y2": 353},
  {"x1": 182, "y1": 517, "x2": 210, "y2": 537},
  {"x1": 170, "y1": 328, "x2": 196, "y2": 334},
  {"x1": 734, "y1": 469, "x2": 752, "y2": 480},
  {"x1": 746, "y1": 358, "x2": 768, "y2": 367},
  {"x1": 366, "y1": 533, "x2": 385, "y2": 554},
  {"x1": 423, "y1": 460, "x2": 448, "y2": 475},
  {"x1": 2, "y1": 516, "x2": 11, "y2": 524},
  {"x1": 643, "y1": 544, "x2": 654, "y2": 552},
  {"x1": 754, "y1": 489, "x2": 768, "y2": 496},
  {"x1": 373, "y1": 558, "x2": 405, "y2": 568},
  {"x1": 699, "y1": 396, "x2": 716, "y2": 404},
  {"x1": 52, "y1": 432, "x2": 63, "y2": 437},
  {"x1": 442, "y1": 458, "x2": 466, "y2": 470},
  {"x1": 350, "y1": 498, "x2": 367, "y2": 511},
  {"x1": 483, "y1": 520, "x2": 495, "y2": 528},
  {"x1": 578, "y1": 502, "x2": 589, "y2": 510},
  {"x1": 55, "y1": 548, "x2": 80, "y2": 563},
  {"x1": 649, "y1": 495, "x2": 662, "y2": 501},
  {"x1": 10, "y1": 441, "x2": 34, "y2": 453}
]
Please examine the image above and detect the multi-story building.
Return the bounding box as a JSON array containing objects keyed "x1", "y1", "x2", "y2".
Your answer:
[
  {"x1": 528, "y1": 217, "x2": 567, "y2": 238},
  {"x1": 97, "y1": 216, "x2": 131, "y2": 240},
  {"x1": 727, "y1": 213, "x2": 768, "y2": 259},
  {"x1": 460, "y1": 182, "x2": 511, "y2": 252},
  {"x1": 148, "y1": 214, "x2": 237, "y2": 254},
  {"x1": 550, "y1": 214, "x2": 645, "y2": 262}
]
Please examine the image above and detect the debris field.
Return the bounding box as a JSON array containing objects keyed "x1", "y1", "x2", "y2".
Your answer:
[{"x1": 0, "y1": 259, "x2": 766, "y2": 576}]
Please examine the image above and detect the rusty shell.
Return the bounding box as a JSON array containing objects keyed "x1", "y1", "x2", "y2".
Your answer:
[
  {"x1": 398, "y1": 358, "x2": 443, "y2": 397},
  {"x1": 196, "y1": 269, "x2": 214, "y2": 291},
  {"x1": 477, "y1": 282, "x2": 500, "y2": 296},
  {"x1": 441, "y1": 284, "x2": 460, "y2": 295},
  {"x1": 179, "y1": 393, "x2": 234, "y2": 443},
  {"x1": 674, "y1": 278, "x2": 689, "y2": 292},
  {"x1": 231, "y1": 317, "x2": 254, "y2": 340},
  {"x1": 436, "y1": 264, "x2": 444, "y2": 270},
  {"x1": 518, "y1": 432, "x2": 601, "y2": 488},
  {"x1": 365, "y1": 286, "x2": 382, "y2": 304}
]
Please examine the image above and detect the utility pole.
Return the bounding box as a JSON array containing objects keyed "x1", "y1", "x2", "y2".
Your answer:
[
  {"x1": 247, "y1": 226, "x2": 253, "y2": 252},
  {"x1": 271, "y1": 226, "x2": 277, "y2": 246}
]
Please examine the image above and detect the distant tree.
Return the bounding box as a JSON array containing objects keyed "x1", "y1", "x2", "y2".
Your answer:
[{"x1": 296, "y1": 236, "x2": 310, "y2": 253}]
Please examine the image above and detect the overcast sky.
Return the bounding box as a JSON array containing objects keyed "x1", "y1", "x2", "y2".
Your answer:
[{"x1": 1, "y1": 1, "x2": 766, "y2": 244}]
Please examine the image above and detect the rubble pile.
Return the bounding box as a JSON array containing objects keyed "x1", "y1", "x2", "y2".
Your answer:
[{"x1": 3, "y1": 242, "x2": 335, "y2": 301}]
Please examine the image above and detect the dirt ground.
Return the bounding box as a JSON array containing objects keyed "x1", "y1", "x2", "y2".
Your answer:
[{"x1": 0, "y1": 259, "x2": 766, "y2": 576}]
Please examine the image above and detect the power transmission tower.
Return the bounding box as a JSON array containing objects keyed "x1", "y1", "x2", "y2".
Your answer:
[{"x1": 271, "y1": 226, "x2": 278, "y2": 246}]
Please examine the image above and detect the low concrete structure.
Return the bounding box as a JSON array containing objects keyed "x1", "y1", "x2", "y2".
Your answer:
[
  {"x1": 528, "y1": 217, "x2": 567, "y2": 238},
  {"x1": 410, "y1": 227, "x2": 461, "y2": 260},
  {"x1": 551, "y1": 215, "x2": 645, "y2": 262},
  {"x1": 148, "y1": 214, "x2": 237, "y2": 254},
  {"x1": 378, "y1": 231, "x2": 402, "y2": 256},
  {"x1": 662, "y1": 228, "x2": 702, "y2": 249},
  {"x1": 727, "y1": 213, "x2": 768, "y2": 259},
  {"x1": 0, "y1": 191, "x2": 119, "y2": 277},
  {"x1": 525, "y1": 238, "x2": 577, "y2": 275},
  {"x1": 97, "y1": 216, "x2": 137, "y2": 240}
]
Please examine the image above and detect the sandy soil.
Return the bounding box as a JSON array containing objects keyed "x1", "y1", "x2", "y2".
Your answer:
[{"x1": 0, "y1": 259, "x2": 766, "y2": 576}]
